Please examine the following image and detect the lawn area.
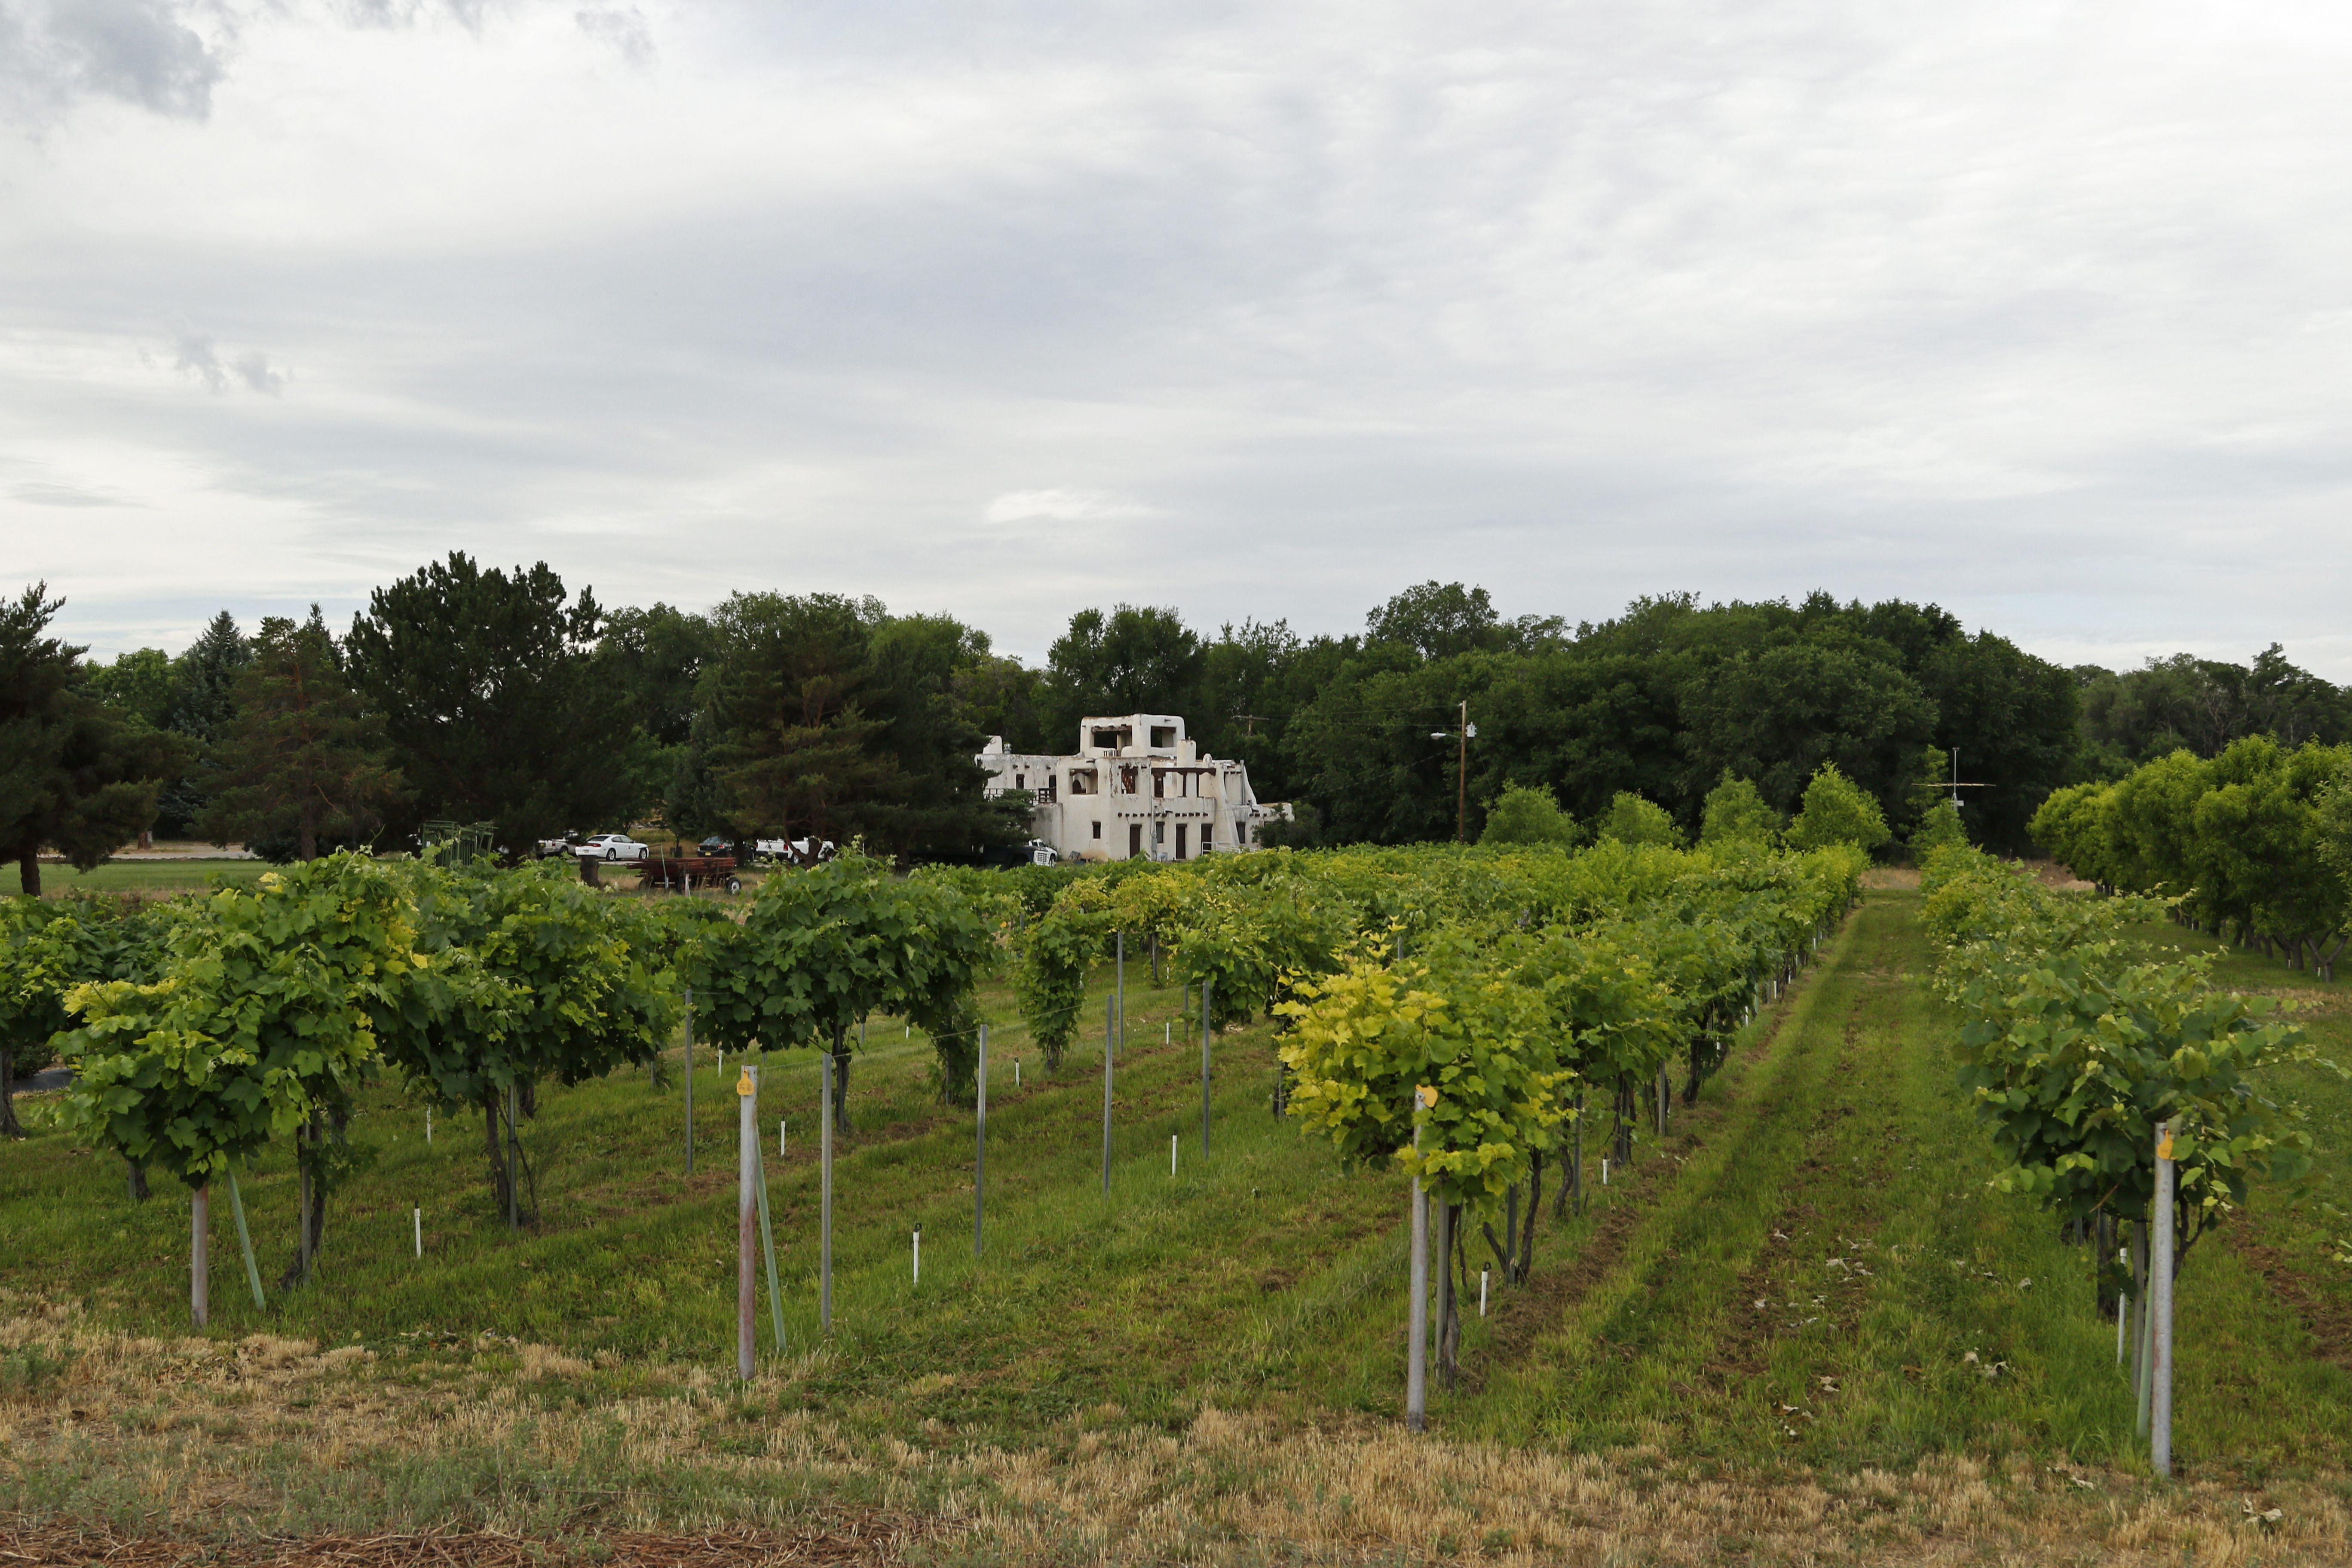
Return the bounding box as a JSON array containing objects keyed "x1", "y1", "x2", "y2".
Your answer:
[
  {"x1": 4, "y1": 888, "x2": 2351, "y2": 1564},
  {"x1": 0, "y1": 859, "x2": 273, "y2": 896}
]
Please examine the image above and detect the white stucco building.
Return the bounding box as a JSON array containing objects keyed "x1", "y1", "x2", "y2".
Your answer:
[{"x1": 978, "y1": 714, "x2": 1290, "y2": 863}]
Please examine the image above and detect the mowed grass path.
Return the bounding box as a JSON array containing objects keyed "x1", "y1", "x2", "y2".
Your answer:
[
  {"x1": 5, "y1": 887, "x2": 2350, "y2": 1482},
  {"x1": 1442, "y1": 888, "x2": 2352, "y2": 1480}
]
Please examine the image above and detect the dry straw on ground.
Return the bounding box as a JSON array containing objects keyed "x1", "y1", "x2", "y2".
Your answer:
[{"x1": 3, "y1": 1309, "x2": 2347, "y2": 1565}]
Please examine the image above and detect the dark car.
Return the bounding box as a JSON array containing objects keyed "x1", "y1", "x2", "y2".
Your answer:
[{"x1": 698, "y1": 835, "x2": 734, "y2": 856}]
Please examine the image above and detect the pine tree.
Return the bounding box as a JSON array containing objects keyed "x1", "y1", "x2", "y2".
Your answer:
[
  {"x1": 196, "y1": 609, "x2": 404, "y2": 861},
  {"x1": 0, "y1": 584, "x2": 186, "y2": 895},
  {"x1": 154, "y1": 610, "x2": 251, "y2": 836}
]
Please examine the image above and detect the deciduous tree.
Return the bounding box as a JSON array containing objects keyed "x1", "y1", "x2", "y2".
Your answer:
[
  {"x1": 1699, "y1": 771, "x2": 1782, "y2": 847},
  {"x1": 344, "y1": 554, "x2": 641, "y2": 854},
  {"x1": 1595, "y1": 792, "x2": 1682, "y2": 848},
  {"x1": 1479, "y1": 782, "x2": 1583, "y2": 847},
  {"x1": 1786, "y1": 762, "x2": 1891, "y2": 853}
]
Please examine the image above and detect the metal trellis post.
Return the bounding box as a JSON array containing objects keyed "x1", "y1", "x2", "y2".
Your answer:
[{"x1": 975, "y1": 1024, "x2": 988, "y2": 1257}]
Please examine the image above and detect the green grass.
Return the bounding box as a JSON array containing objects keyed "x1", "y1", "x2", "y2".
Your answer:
[
  {"x1": 1, "y1": 858, "x2": 274, "y2": 895},
  {"x1": 5, "y1": 885, "x2": 2351, "y2": 1546},
  {"x1": 4, "y1": 962, "x2": 1424, "y2": 1441},
  {"x1": 1439, "y1": 890, "x2": 2352, "y2": 1476},
  {"x1": 2110, "y1": 913, "x2": 2352, "y2": 1427}
]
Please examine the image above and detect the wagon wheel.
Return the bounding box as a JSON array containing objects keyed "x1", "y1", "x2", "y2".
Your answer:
[{"x1": 726, "y1": 876, "x2": 744, "y2": 895}]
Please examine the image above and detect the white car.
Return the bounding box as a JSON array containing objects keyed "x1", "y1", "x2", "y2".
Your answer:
[{"x1": 578, "y1": 833, "x2": 649, "y2": 862}]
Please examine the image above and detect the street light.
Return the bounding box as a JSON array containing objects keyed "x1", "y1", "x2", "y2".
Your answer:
[{"x1": 1431, "y1": 703, "x2": 1477, "y2": 842}]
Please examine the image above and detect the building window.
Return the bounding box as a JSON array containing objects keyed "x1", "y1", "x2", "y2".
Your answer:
[
  {"x1": 1128, "y1": 824, "x2": 1142, "y2": 858},
  {"x1": 1151, "y1": 726, "x2": 1175, "y2": 748},
  {"x1": 1092, "y1": 821, "x2": 1102, "y2": 839},
  {"x1": 1014, "y1": 774, "x2": 1024, "y2": 790},
  {"x1": 1153, "y1": 772, "x2": 1164, "y2": 798},
  {"x1": 1176, "y1": 824, "x2": 1188, "y2": 860}
]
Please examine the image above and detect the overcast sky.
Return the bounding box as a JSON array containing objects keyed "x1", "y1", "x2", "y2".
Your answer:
[{"x1": 5, "y1": 0, "x2": 2350, "y2": 675}]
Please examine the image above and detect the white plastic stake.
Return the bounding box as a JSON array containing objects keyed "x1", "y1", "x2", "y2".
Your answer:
[
  {"x1": 426, "y1": 1107, "x2": 432, "y2": 1145},
  {"x1": 1016, "y1": 1058, "x2": 1022, "y2": 1087},
  {"x1": 1481, "y1": 1267, "x2": 1489, "y2": 1317},
  {"x1": 413, "y1": 1207, "x2": 422, "y2": 1259},
  {"x1": 1166, "y1": 1021, "x2": 1171, "y2": 1045},
  {"x1": 1602, "y1": 1157, "x2": 1610, "y2": 1186},
  {"x1": 780, "y1": 1118, "x2": 787, "y2": 1156},
  {"x1": 1171, "y1": 1133, "x2": 1179, "y2": 1176},
  {"x1": 913, "y1": 1224, "x2": 922, "y2": 1286}
]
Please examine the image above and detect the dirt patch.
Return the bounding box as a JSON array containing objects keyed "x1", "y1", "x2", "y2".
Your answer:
[
  {"x1": 0, "y1": 1523, "x2": 943, "y2": 1568},
  {"x1": 1454, "y1": 1193, "x2": 1642, "y2": 1393},
  {"x1": 2229, "y1": 1231, "x2": 2352, "y2": 1373},
  {"x1": 1701, "y1": 999, "x2": 1884, "y2": 1393},
  {"x1": 1453, "y1": 1094, "x2": 1728, "y2": 1394},
  {"x1": 1706, "y1": 1200, "x2": 1825, "y2": 1389}
]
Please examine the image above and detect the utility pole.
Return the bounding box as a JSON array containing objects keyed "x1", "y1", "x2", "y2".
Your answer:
[
  {"x1": 1456, "y1": 701, "x2": 1469, "y2": 843},
  {"x1": 1431, "y1": 705, "x2": 1476, "y2": 842}
]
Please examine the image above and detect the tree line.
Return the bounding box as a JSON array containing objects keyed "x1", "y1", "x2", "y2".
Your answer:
[
  {"x1": 13, "y1": 561, "x2": 2351, "y2": 883},
  {"x1": 2030, "y1": 736, "x2": 2352, "y2": 978}
]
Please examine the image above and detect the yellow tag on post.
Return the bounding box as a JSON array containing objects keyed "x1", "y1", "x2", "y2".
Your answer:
[
  {"x1": 1416, "y1": 1084, "x2": 1438, "y2": 1110},
  {"x1": 2157, "y1": 1132, "x2": 2174, "y2": 1161},
  {"x1": 737, "y1": 1067, "x2": 755, "y2": 1098}
]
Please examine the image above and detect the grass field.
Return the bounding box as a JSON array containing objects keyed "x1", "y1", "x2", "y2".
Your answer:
[
  {"x1": 5, "y1": 887, "x2": 2352, "y2": 1564},
  {"x1": 0, "y1": 859, "x2": 275, "y2": 897}
]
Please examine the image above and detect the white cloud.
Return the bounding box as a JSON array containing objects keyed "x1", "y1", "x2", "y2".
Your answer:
[
  {"x1": 3, "y1": 0, "x2": 2351, "y2": 675},
  {"x1": 983, "y1": 488, "x2": 1152, "y2": 525},
  {"x1": 573, "y1": 5, "x2": 650, "y2": 67}
]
